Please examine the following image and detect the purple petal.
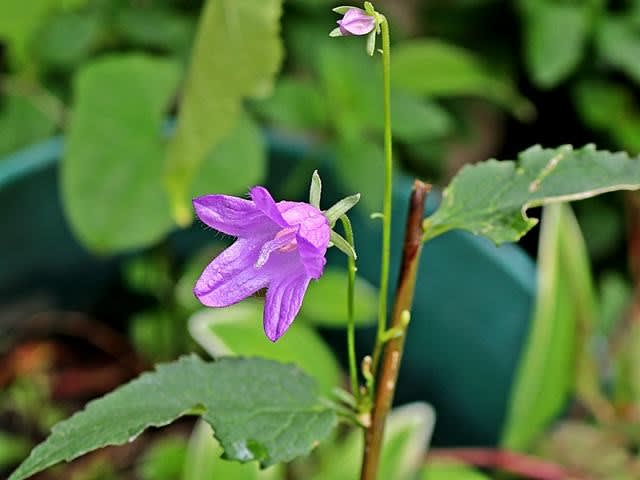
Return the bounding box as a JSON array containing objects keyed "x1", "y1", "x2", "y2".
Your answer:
[
  {"x1": 250, "y1": 186, "x2": 289, "y2": 228},
  {"x1": 297, "y1": 235, "x2": 326, "y2": 279},
  {"x1": 263, "y1": 274, "x2": 311, "y2": 341},
  {"x1": 193, "y1": 195, "x2": 274, "y2": 237},
  {"x1": 339, "y1": 8, "x2": 375, "y2": 36},
  {"x1": 255, "y1": 227, "x2": 298, "y2": 268},
  {"x1": 194, "y1": 238, "x2": 270, "y2": 307}
]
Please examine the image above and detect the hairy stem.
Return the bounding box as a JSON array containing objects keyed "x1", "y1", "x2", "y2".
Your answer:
[
  {"x1": 361, "y1": 180, "x2": 430, "y2": 480},
  {"x1": 340, "y1": 215, "x2": 359, "y2": 400},
  {"x1": 372, "y1": 16, "x2": 394, "y2": 377}
]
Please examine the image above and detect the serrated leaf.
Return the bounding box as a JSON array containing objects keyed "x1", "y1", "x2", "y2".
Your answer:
[
  {"x1": 521, "y1": 1, "x2": 590, "y2": 88},
  {"x1": 62, "y1": 54, "x2": 180, "y2": 253},
  {"x1": 188, "y1": 303, "x2": 341, "y2": 394},
  {"x1": 183, "y1": 420, "x2": 284, "y2": 480},
  {"x1": 424, "y1": 145, "x2": 640, "y2": 245},
  {"x1": 164, "y1": 0, "x2": 283, "y2": 225},
  {"x1": 9, "y1": 356, "x2": 336, "y2": 480},
  {"x1": 502, "y1": 204, "x2": 594, "y2": 451},
  {"x1": 392, "y1": 39, "x2": 531, "y2": 119},
  {"x1": 300, "y1": 267, "x2": 378, "y2": 327}
]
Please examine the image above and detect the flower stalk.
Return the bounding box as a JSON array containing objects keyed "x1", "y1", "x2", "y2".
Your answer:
[
  {"x1": 361, "y1": 180, "x2": 431, "y2": 480},
  {"x1": 340, "y1": 214, "x2": 360, "y2": 400},
  {"x1": 371, "y1": 14, "x2": 394, "y2": 378}
]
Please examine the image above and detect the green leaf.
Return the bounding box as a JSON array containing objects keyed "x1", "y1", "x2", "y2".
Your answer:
[
  {"x1": 62, "y1": 54, "x2": 180, "y2": 253},
  {"x1": 9, "y1": 356, "x2": 336, "y2": 480},
  {"x1": 501, "y1": 204, "x2": 589, "y2": 450},
  {"x1": 254, "y1": 77, "x2": 328, "y2": 130},
  {"x1": 424, "y1": 144, "x2": 640, "y2": 245},
  {"x1": 138, "y1": 437, "x2": 187, "y2": 480},
  {"x1": 0, "y1": 432, "x2": 31, "y2": 471},
  {"x1": 183, "y1": 420, "x2": 284, "y2": 480},
  {"x1": 335, "y1": 137, "x2": 385, "y2": 213},
  {"x1": 573, "y1": 79, "x2": 640, "y2": 153},
  {"x1": 34, "y1": 11, "x2": 103, "y2": 69},
  {"x1": 300, "y1": 267, "x2": 378, "y2": 327},
  {"x1": 420, "y1": 460, "x2": 490, "y2": 480},
  {"x1": 312, "y1": 403, "x2": 435, "y2": 480},
  {"x1": 391, "y1": 92, "x2": 454, "y2": 143},
  {"x1": 0, "y1": 94, "x2": 56, "y2": 157},
  {"x1": 392, "y1": 39, "x2": 532, "y2": 119},
  {"x1": 188, "y1": 303, "x2": 341, "y2": 394},
  {"x1": 597, "y1": 15, "x2": 640, "y2": 86},
  {"x1": 164, "y1": 0, "x2": 283, "y2": 225},
  {"x1": 189, "y1": 113, "x2": 266, "y2": 198},
  {"x1": 521, "y1": 1, "x2": 590, "y2": 88}
]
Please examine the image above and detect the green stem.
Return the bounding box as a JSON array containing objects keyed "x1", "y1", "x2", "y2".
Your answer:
[
  {"x1": 340, "y1": 215, "x2": 359, "y2": 400},
  {"x1": 371, "y1": 17, "x2": 393, "y2": 377}
]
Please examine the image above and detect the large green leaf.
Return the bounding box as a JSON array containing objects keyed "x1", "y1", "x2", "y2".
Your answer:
[
  {"x1": 521, "y1": 0, "x2": 590, "y2": 88},
  {"x1": 183, "y1": 420, "x2": 284, "y2": 480},
  {"x1": 165, "y1": 0, "x2": 283, "y2": 225},
  {"x1": 9, "y1": 356, "x2": 336, "y2": 480},
  {"x1": 597, "y1": 15, "x2": 640, "y2": 86},
  {"x1": 188, "y1": 303, "x2": 341, "y2": 394},
  {"x1": 424, "y1": 145, "x2": 640, "y2": 245},
  {"x1": 392, "y1": 40, "x2": 531, "y2": 119},
  {"x1": 501, "y1": 204, "x2": 590, "y2": 450},
  {"x1": 62, "y1": 54, "x2": 180, "y2": 253}
]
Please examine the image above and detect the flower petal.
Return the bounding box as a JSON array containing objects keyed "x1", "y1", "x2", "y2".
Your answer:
[
  {"x1": 339, "y1": 7, "x2": 375, "y2": 36},
  {"x1": 263, "y1": 274, "x2": 311, "y2": 341},
  {"x1": 255, "y1": 227, "x2": 298, "y2": 268},
  {"x1": 192, "y1": 195, "x2": 273, "y2": 237},
  {"x1": 250, "y1": 186, "x2": 289, "y2": 228},
  {"x1": 194, "y1": 238, "x2": 270, "y2": 307},
  {"x1": 297, "y1": 235, "x2": 327, "y2": 279}
]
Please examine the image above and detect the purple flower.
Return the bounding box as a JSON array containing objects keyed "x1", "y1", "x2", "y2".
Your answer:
[
  {"x1": 336, "y1": 7, "x2": 375, "y2": 36},
  {"x1": 192, "y1": 186, "x2": 330, "y2": 342}
]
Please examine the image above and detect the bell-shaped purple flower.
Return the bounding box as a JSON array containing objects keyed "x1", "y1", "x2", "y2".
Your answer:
[
  {"x1": 192, "y1": 186, "x2": 330, "y2": 342},
  {"x1": 337, "y1": 7, "x2": 376, "y2": 36}
]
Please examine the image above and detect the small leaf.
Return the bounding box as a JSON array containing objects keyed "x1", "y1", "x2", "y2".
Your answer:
[
  {"x1": 424, "y1": 145, "x2": 640, "y2": 245},
  {"x1": 329, "y1": 230, "x2": 357, "y2": 260},
  {"x1": 521, "y1": 1, "x2": 590, "y2": 88},
  {"x1": 254, "y1": 77, "x2": 328, "y2": 130},
  {"x1": 597, "y1": 15, "x2": 640, "y2": 86},
  {"x1": 188, "y1": 303, "x2": 341, "y2": 394},
  {"x1": 183, "y1": 420, "x2": 284, "y2": 480},
  {"x1": 392, "y1": 39, "x2": 532, "y2": 119},
  {"x1": 309, "y1": 170, "x2": 322, "y2": 208},
  {"x1": 164, "y1": 0, "x2": 283, "y2": 225},
  {"x1": 420, "y1": 460, "x2": 490, "y2": 480},
  {"x1": 324, "y1": 194, "x2": 361, "y2": 224},
  {"x1": 312, "y1": 403, "x2": 435, "y2": 480},
  {"x1": 9, "y1": 356, "x2": 336, "y2": 480},
  {"x1": 62, "y1": 54, "x2": 180, "y2": 252},
  {"x1": 501, "y1": 204, "x2": 589, "y2": 451},
  {"x1": 301, "y1": 267, "x2": 377, "y2": 327}
]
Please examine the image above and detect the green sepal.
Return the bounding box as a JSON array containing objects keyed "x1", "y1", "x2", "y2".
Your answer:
[
  {"x1": 366, "y1": 30, "x2": 376, "y2": 56},
  {"x1": 309, "y1": 170, "x2": 322, "y2": 208},
  {"x1": 324, "y1": 194, "x2": 361, "y2": 226},
  {"x1": 329, "y1": 27, "x2": 343, "y2": 37},
  {"x1": 332, "y1": 6, "x2": 353, "y2": 14},
  {"x1": 330, "y1": 230, "x2": 357, "y2": 260}
]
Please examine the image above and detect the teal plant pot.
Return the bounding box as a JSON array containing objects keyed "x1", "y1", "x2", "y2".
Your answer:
[{"x1": 0, "y1": 134, "x2": 535, "y2": 446}]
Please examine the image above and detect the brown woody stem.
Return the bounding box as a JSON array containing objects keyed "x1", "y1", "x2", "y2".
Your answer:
[{"x1": 360, "y1": 180, "x2": 431, "y2": 480}]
